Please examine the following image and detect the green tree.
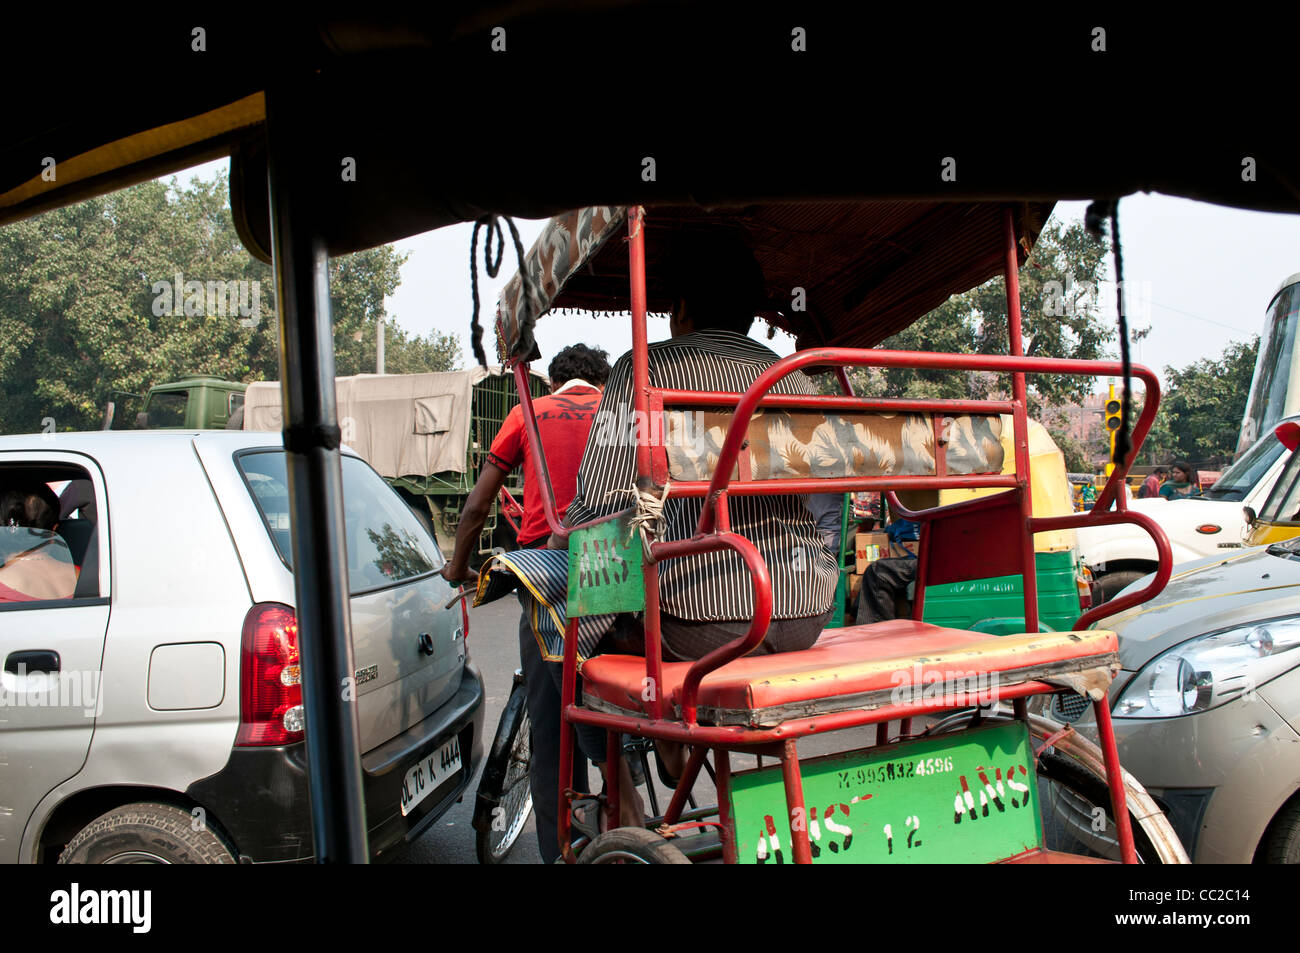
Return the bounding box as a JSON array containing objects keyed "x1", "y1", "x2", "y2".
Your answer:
[
  {"x1": 829, "y1": 219, "x2": 1114, "y2": 411},
  {"x1": 0, "y1": 173, "x2": 461, "y2": 434},
  {"x1": 1149, "y1": 336, "x2": 1259, "y2": 467}
]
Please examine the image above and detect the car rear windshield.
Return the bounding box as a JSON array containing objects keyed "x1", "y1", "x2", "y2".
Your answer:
[{"x1": 237, "y1": 451, "x2": 443, "y2": 594}]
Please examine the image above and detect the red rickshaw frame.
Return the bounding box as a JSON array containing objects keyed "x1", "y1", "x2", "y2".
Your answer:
[{"x1": 497, "y1": 204, "x2": 1173, "y2": 865}]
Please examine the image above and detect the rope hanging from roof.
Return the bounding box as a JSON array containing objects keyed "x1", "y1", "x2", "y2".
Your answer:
[
  {"x1": 468, "y1": 214, "x2": 532, "y2": 368},
  {"x1": 1085, "y1": 199, "x2": 1133, "y2": 468}
]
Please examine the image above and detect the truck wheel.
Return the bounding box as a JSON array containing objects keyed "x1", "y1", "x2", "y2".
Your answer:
[
  {"x1": 1095, "y1": 570, "x2": 1147, "y2": 604},
  {"x1": 1261, "y1": 799, "x2": 1300, "y2": 863},
  {"x1": 58, "y1": 802, "x2": 236, "y2": 864}
]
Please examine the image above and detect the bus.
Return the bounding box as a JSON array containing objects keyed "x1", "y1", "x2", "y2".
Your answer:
[{"x1": 1238, "y1": 271, "x2": 1300, "y2": 453}]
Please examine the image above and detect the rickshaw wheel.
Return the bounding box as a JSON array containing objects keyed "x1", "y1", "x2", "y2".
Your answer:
[
  {"x1": 576, "y1": 827, "x2": 691, "y2": 864},
  {"x1": 475, "y1": 685, "x2": 534, "y2": 864}
]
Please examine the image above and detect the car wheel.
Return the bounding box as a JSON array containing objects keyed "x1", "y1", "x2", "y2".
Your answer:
[
  {"x1": 577, "y1": 827, "x2": 691, "y2": 864},
  {"x1": 59, "y1": 802, "x2": 236, "y2": 864},
  {"x1": 1261, "y1": 799, "x2": 1300, "y2": 863},
  {"x1": 1095, "y1": 569, "x2": 1147, "y2": 604}
]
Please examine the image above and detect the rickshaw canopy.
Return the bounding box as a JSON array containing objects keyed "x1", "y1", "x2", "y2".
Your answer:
[{"x1": 495, "y1": 201, "x2": 1054, "y2": 362}]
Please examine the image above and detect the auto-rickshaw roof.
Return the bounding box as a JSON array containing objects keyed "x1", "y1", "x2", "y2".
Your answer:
[
  {"x1": 494, "y1": 201, "x2": 1054, "y2": 360},
  {"x1": 1, "y1": 8, "x2": 1293, "y2": 255}
]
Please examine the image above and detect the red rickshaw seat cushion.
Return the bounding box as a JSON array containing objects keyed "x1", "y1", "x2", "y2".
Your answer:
[{"x1": 579, "y1": 620, "x2": 1117, "y2": 727}]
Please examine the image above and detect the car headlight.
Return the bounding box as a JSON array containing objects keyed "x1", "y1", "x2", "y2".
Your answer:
[{"x1": 1115, "y1": 617, "x2": 1300, "y2": 718}]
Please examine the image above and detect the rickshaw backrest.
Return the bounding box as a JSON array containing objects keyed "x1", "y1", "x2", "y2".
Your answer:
[{"x1": 658, "y1": 408, "x2": 1005, "y2": 482}]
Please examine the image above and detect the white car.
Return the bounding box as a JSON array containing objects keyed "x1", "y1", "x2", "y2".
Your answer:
[
  {"x1": 1077, "y1": 418, "x2": 1297, "y2": 601},
  {"x1": 0, "y1": 430, "x2": 483, "y2": 863}
]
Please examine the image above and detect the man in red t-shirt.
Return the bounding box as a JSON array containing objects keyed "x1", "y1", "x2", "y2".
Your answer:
[
  {"x1": 441, "y1": 343, "x2": 609, "y2": 573},
  {"x1": 440, "y1": 343, "x2": 610, "y2": 862}
]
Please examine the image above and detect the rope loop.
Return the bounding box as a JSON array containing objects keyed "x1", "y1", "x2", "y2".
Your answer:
[
  {"x1": 602, "y1": 481, "x2": 671, "y2": 562},
  {"x1": 469, "y1": 213, "x2": 533, "y2": 367}
]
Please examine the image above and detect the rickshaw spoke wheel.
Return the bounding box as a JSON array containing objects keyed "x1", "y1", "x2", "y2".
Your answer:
[
  {"x1": 476, "y1": 697, "x2": 534, "y2": 864},
  {"x1": 577, "y1": 827, "x2": 692, "y2": 865}
]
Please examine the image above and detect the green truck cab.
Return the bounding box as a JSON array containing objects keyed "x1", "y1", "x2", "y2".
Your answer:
[{"x1": 108, "y1": 377, "x2": 247, "y2": 431}]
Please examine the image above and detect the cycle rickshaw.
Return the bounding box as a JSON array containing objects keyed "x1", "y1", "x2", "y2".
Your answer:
[{"x1": 472, "y1": 201, "x2": 1185, "y2": 864}]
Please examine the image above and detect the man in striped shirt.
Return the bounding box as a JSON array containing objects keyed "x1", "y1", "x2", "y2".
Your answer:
[{"x1": 565, "y1": 232, "x2": 839, "y2": 662}]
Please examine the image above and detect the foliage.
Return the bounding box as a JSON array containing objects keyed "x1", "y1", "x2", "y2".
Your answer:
[
  {"x1": 825, "y1": 219, "x2": 1114, "y2": 414},
  {"x1": 0, "y1": 174, "x2": 459, "y2": 434},
  {"x1": 1143, "y1": 336, "x2": 1259, "y2": 467}
]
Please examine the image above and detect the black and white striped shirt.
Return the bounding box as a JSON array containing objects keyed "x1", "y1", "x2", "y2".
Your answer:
[{"x1": 566, "y1": 329, "x2": 839, "y2": 622}]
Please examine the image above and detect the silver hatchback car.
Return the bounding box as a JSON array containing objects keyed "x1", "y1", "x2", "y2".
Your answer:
[
  {"x1": 0, "y1": 430, "x2": 484, "y2": 863},
  {"x1": 1036, "y1": 544, "x2": 1300, "y2": 863}
]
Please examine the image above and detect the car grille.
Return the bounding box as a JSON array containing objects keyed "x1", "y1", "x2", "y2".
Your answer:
[{"x1": 1051, "y1": 692, "x2": 1090, "y2": 723}]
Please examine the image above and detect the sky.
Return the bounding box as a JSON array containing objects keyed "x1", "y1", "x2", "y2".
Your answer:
[{"x1": 183, "y1": 158, "x2": 1300, "y2": 388}]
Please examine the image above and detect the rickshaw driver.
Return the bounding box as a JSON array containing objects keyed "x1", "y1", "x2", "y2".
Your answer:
[
  {"x1": 440, "y1": 343, "x2": 612, "y2": 864},
  {"x1": 555, "y1": 232, "x2": 839, "y2": 819}
]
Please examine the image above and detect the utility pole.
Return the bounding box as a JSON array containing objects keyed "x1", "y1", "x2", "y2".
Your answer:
[{"x1": 376, "y1": 319, "x2": 385, "y2": 374}]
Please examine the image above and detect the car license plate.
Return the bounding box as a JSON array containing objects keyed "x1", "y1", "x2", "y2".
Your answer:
[
  {"x1": 400, "y1": 736, "x2": 462, "y2": 817},
  {"x1": 728, "y1": 721, "x2": 1042, "y2": 864}
]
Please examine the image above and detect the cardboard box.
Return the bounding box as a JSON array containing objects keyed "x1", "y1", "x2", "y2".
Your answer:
[
  {"x1": 889, "y1": 539, "x2": 920, "y2": 560},
  {"x1": 855, "y1": 532, "x2": 889, "y2": 573},
  {"x1": 848, "y1": 572, "x2": 863, "y2": 605}
]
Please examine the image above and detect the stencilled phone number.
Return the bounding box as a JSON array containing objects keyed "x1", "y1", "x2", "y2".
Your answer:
[{"x1": 837, "y1": 756, "x2": 955, "y2": 788}]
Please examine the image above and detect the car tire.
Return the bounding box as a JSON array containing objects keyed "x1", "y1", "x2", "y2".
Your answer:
[
  {"x1": 1261, "y1": 800, "x2": 1300, "y2": 863},
  {"x1": 577, "y1": 827, "x2": 691, "y2": 864},
  {"x1": 59, "y1": 802, "x2": 236, "y2": 864},
  {"x1": 1095, "y1": 570, "x2": 1148, "y2": 604}
]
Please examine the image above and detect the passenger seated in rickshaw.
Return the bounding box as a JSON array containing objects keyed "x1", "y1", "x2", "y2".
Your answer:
[
  {"x1": 563, "y1": 231, "x2": 839, "y2": 660},
  {"x1": 855, "y1": 518, "x2": 919, "y2": 625}
]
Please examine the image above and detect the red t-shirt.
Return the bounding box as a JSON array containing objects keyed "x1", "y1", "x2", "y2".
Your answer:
[{"x1": 486, "y1": 385, "x2": 601, "y2": 546}]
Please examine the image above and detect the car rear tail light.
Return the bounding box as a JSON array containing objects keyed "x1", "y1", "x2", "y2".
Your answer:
[
  {"x1": 236, "y1": 603, "x2": 304, "y2": 746},
  {"x1": 459, "y1": 595, "x2": 471, "y2": 661}
]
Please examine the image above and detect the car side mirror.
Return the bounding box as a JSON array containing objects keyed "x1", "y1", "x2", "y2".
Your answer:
[{"x1": 1243, "y1": 505, "x2": 1258, "y2": 528}]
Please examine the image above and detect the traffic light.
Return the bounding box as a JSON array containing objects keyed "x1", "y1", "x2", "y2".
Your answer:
[
  {"x1": 1103, "y1": 386, "x2": 1122, "y2": 475},
  {"x1": 1104, "y1": 397, "x2": 1122, "y2": 436}
]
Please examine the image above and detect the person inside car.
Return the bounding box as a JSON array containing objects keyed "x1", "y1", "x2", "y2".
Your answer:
[{"x1": 0, "y1": 481, "x2": 77, "y2": 602}]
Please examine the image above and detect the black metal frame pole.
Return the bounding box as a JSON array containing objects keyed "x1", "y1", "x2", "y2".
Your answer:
[{"x1": 264, "y1": 82, "x2": 369, "y2": 863}]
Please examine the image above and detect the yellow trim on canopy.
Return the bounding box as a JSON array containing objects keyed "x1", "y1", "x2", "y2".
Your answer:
[{"x1": 0, "y1": 92, "x2": 265, "y2": 213}]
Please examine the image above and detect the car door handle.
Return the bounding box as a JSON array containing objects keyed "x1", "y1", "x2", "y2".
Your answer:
[
  {"x1": 5, "y1": 650, "x2": 61, "y2": 674},
  {"x1": 417, "y1": 633, "x2": 435, "y2": 656}
]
